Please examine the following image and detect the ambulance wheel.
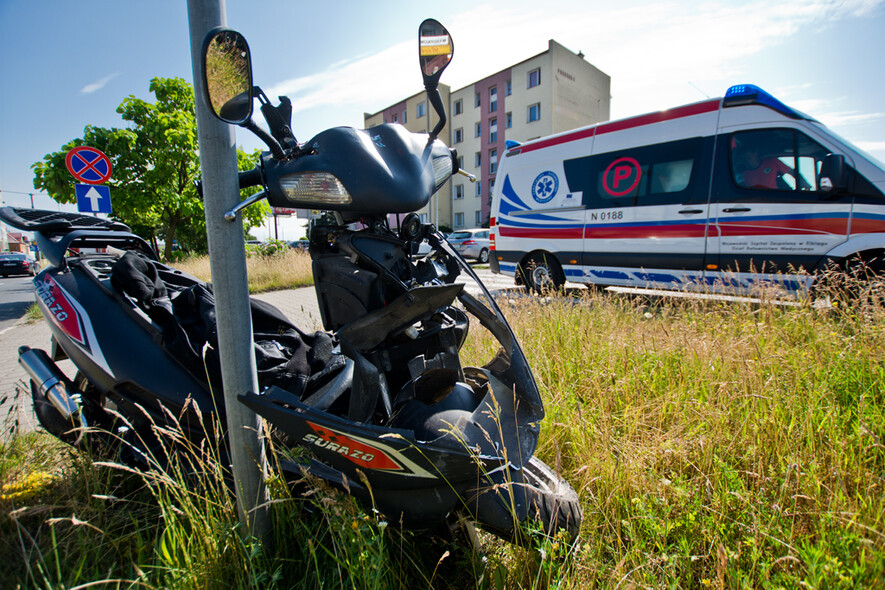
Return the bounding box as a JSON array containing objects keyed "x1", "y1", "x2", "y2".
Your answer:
[{"x1": 520, "y1": 252, "x2": 564, "y2": 293}]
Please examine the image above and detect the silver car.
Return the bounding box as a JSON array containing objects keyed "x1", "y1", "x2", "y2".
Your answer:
[{"x1": 447, "y1": 229, "x2": 490, "y2": 263}]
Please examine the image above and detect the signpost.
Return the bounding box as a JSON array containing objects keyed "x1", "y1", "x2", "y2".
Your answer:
[
  {"x1": 187, "y1": 0, "x2": 269, "y2": 539},
  {"x1": 66, "y1": 146, "x2": 113, "y2": 214},
  {"x1": 75, "y1": 184, "x2": 113, "y2": 214}
]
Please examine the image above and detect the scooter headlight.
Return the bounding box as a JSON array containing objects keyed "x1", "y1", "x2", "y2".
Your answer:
[
  {"x1": 432, "y1": 154, "x2": 453, "y2": 189},
  {"x1": 278, "y1": 172, "x2": 352, "y2": 206}
]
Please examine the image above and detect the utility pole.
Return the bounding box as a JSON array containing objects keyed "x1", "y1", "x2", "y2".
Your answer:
[{"x1": 186, "y1": 0, "x2": 269, "y2": 539}]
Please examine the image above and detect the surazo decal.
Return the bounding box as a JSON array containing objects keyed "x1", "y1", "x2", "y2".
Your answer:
[
  {"x1": 36, "y1": 275, "x2": 85, "y2": 346},
  {"x1": 303, "y1": 421, "x2": 436, "y2": 478},
  {"x1": 34, "y1": 275, "x2": 113, "y2": 377},
  {"x1": 303, "y1": 422, "x2": 401, "y2": 471}
]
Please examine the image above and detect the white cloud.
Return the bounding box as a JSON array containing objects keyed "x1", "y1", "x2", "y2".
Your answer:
[
  {"x1": 815, "y1": 110, "x2": 885, "y2": 127},
  {"x1": 261, "y1": 0, "x2": 885, "y2": 131},
  {"x1": 80, "y1": 73, "x2": 120, "y2": 94}
]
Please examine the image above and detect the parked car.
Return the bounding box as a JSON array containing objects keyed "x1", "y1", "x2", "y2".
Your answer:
[
  {"x1": 289, "y1": 239, "x2": 310, "y2": 251},
  {"x1": 447, "y1": 229, "x2": 490, "y2": 263},
  {"x1": 0, "y1": 252, "x2": 37, "y2": 277}
]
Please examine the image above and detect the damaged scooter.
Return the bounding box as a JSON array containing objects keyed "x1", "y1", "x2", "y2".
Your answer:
[{"x1": 1, "y1": 19, "x2": 580, "y2": 542}]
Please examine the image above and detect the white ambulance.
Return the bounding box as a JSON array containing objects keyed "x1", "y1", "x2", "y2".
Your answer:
[{"x1": 489, "y1": 84, "x2": 885, "y2": 295}]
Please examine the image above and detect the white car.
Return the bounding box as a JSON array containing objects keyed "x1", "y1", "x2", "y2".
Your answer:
[{"x1": 447, "y1": 229, "x2": 490, "y2": 263}]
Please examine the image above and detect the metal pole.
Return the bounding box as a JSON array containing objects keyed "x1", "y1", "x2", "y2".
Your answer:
[{"x1": 186, "y1": 0, "x2": 269, "y2": 538}]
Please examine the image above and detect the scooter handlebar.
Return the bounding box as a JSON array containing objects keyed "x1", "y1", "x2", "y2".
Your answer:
[
  {"x1": 239, "y1": 167, "x2": 263, "y2": 189},
  {"x1": 194, "y1": 167, "x2": 264, "y2": 200}
]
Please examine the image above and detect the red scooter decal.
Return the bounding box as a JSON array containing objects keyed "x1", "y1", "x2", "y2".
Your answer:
[
  {"x1": 303, "y1": 421, "x2": 403, "y2": 471},
  {"x1": 36, "y1": 275, "x2": 86, "y2": 347}
]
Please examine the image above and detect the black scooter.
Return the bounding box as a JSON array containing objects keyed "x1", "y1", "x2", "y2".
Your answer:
[{"x1": 2, "y1": 19, "x2": 580, "y2": 542}]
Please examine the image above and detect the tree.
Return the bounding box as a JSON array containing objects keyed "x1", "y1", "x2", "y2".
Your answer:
[{"x1": 32, "y1": 77, "x2": 267, "y2": 259}]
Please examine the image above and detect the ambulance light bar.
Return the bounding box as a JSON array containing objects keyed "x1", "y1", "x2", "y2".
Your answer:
[{"x1": 723, "y1": 84, "x2": 809, "y2": 120}]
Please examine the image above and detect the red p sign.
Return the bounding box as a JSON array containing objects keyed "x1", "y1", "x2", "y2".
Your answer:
[{"x1": 603, "y1": 157, "x2": 641, "y2": 197}]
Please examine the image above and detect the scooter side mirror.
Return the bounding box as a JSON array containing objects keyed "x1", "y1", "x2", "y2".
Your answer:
[
  {"x1": 418, "y1": 19, "x2": 453, "y2": 90},
  {"x1": 202, "y1": 28, "x2": 254, "y2": 125}
]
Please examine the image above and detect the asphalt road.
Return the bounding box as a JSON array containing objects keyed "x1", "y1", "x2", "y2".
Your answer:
[
  {"x1": 0, "y1": 275, "x2": 44, "y2": 438},
  {"x1": 0, "y1": 275, "x2": 36, "y2": 331}
]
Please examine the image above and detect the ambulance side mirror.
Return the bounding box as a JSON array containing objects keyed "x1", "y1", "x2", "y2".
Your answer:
[{"x1": 819, "y1": 153, "x2": 848, "y2": 196}]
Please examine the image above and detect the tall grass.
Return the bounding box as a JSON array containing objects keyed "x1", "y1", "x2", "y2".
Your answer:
[
  {"x1": 3, "y1": 279, "x2": 885, "y2": 587},
  {"x1": 462, "y1": 286, "x2": 885, "y2": 587},
  {"x1": 172, "y1": 247, "x2": 313, "y2": 293}
]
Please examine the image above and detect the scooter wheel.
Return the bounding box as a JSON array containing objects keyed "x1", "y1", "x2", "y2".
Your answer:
[
  {"x1": 520, "y1": 456, "x2": 582, "y2": 541},
  {"x1": 468, "y1": 455, "x2": 582, "y2": 544}
]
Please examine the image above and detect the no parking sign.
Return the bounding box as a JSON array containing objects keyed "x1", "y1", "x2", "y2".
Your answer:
[
  {"x1": 66, "y1": 146, "x2": 113, "y2": 213},
  {"x1": 65, "y1": 146, "x2": 113, "y2": 184}
]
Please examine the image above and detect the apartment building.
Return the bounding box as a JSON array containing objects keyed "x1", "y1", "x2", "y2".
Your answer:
[{"x1": 365, "y1": 39, "x2": 610, "y2": 230}]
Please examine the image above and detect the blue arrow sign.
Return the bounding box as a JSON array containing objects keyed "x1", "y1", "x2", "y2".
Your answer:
[{"x1": 75, "y1": 184, "x2": 112, "y2": 214}]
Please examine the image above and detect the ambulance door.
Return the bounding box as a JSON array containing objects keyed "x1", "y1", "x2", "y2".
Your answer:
[
  {"x1": 708, "y1": 126, "x2": 852, "y2": 291},
  {"x1": 563, "y1": 137, "x2": 713, "y2": 287}
]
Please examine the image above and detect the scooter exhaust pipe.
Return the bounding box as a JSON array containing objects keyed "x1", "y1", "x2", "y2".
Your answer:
[{"x1": 18, "y1": 346, "x2": 81, "y2": 420}]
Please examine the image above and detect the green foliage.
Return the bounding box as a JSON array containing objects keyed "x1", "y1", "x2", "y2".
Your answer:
[
  {"x1": 31, "y1": 77, "x2": 269, "y2": 260},
  {"x1": 247, "y1": 238, "x2": 290, "y2": 258}
]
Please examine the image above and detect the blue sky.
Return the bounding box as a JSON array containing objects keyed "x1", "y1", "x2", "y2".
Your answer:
[{"x1": 1, "y1": 0, "x2": 884, "y2": 239}]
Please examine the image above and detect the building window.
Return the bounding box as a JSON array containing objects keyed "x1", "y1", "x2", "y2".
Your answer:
[
  {"x1": 489, "y1": 87, "x2": 497, "y2": 113},
  {"x1": 505, "y1": 80, "x2": 512, "y2": 96},
  {"x1": 528, "y1": 68, "x2": 541, "y2": 88},
  {"x1": 475, "y1": 182, "x2": 482, "y2": 197},
  {"x1": 458, "y1": 155, "x2": 464, "y2": 170},
  {"x1": 454, "y1": 128, "x2": 464, "y2": 143},
  {"x1": 489, "y1": 118, "x2": 498, "y2": 143},
  {"x1": 474, "y1": 92, "x2": 481, "y2": 108},
  {"x1": 454, "y1": 184, "x2": 464, "y2": 199},
  {"x1": 420, "y1": 213, "x2": 429, "y2": 223},
  {"x1": 392, "y1": 113, "x2": 398, "y2": 123},
  {"x1": 454, "y1": 212, "x2": 464, "y2": 227},
  {"x1": 505, "y1": 112, "x2": 512, "y2": 128},
  {"x1": 454, "y1": 99, "x2": 463, "y2": 115},
  {"x1": 402, "y1": 110, "x2": 407, "y2": 123},
  {"x1": 489, "y1": 148, "x2": 497, "y2": 174},
  {"x1": 475, "y1": 152, "x2": 481, "y2": 168},
  {"x1": 417, "y1": 101, "x2": 426, "y2": 118},
  {"x1": 528, "y1": 103, "x2": 541, "y2": 123},
  {"x1": 475, "y1": 210, "x2": 482, "y2": 226},
  {"x1": 475, "y1": 122, "x2": 481, "y2": 138}
]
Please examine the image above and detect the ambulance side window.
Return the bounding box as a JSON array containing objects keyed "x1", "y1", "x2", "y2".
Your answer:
[
  {"x1": 563, "y1": 137, "x2": 706, "y2": 210},
  {"x1": 730, "y1": 129, "x2": 828, "y2": 193}
]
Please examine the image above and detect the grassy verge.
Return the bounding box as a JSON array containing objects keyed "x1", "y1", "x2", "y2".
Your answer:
[
  {"x1": 171, "y1": 247, "x2": 314, "y2": 293},
  {"x1": 24, "y1": 302, "x2": 43, "y2": 323},
  {"x1": 3, "y1": 283, "x2": 884, "y2": 587}
]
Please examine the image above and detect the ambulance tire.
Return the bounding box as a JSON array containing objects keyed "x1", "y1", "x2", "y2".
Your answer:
[{"x1": 520, "y1": 252, "x2": 564, "y2": 294}]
